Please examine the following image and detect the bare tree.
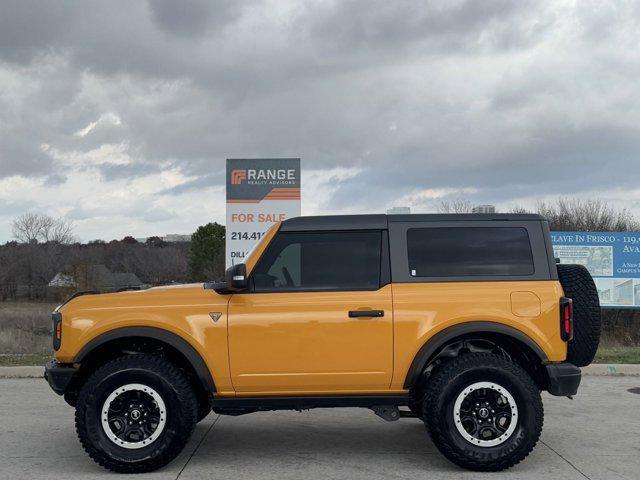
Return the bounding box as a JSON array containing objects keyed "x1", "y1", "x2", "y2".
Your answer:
[
  {"x1": 12, "y1": 213, "x2": 44, "y2": 243},
  {"x1": 511, "y1": 198, "x2": 640, "y2": 232},
  {"x1": 509, "y1": 205, "x2": 529, "y2": 214},
  {"x1": 46, "y1": 217, "x2": 75, "y2": 243},
  {"x1": 12, "y1": 213, "x2": 75, "y2": 244},
  {"x1": 437, "y1": 198, "x2": 474, "y2": 214},
  {"x1": 437, "y1": 197, "x2": 640, "y2": 231}
]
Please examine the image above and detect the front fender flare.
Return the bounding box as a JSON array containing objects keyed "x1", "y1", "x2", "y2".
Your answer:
[{"x1": 74, "y1": 326, "x2": 216, "y2": 393}]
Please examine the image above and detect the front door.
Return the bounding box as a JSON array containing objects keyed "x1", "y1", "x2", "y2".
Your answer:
[{"x1": 228, "y1": 230, "x2": 393, "y2": 394}]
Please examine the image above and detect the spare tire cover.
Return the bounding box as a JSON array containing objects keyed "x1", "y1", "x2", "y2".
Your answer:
[{"x1": 556, "y1": 264, "x2": 601, "y2": 367}]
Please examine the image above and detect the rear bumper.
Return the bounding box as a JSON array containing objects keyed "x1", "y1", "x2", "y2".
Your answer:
[
  {"x1": 546, "y1": 362, "x2": 581, "y2": 396},
  {"x1": 44, "y1": 360, "x2": 78, "y2": 395}
]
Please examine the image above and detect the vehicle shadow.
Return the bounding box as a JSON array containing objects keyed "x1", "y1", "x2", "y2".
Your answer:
[{"x1": 186, "y1": 410, "x2": 461, "y2": 476}]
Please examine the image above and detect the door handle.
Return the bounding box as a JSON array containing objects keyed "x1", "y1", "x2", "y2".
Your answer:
[{"x1": 348, "y1": 310, "x2": 384, "y2": 318}]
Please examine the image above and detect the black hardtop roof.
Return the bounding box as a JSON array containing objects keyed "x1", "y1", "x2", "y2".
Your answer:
[{"x1": 280, "y1": 213, "x2": 545, "y2": 231}]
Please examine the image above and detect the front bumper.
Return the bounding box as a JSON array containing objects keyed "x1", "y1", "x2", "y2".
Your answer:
[
  {"x1": 546, "y1": 362, "x2": 581, "y2": 396},
  {"x1": 44, "y1": 360, "x2": 78, "y2": 395}
]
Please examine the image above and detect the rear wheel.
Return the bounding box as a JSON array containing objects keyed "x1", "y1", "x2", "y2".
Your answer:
[
  {"x1": 409, "y1": 401, "x2": 424, "y2": 420},
  {"x1": 75, "y1": 354, "x2": 198, "y2": 473},
  {"x1": 423, "y1": 353, "x2": 543, "y2": 471}
]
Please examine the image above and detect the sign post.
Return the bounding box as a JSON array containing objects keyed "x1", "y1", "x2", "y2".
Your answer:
[{"x1": 226, "y1": 158, "x2": 301, "y2": 268}]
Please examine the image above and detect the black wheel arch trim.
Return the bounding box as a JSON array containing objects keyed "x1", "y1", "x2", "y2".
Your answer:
[
  {"x1": 403, "y1": 321, "x2": 549, "y2": 389},
  {"x1": 73, "y1": 326, "x2": 216, "y2": 393}
]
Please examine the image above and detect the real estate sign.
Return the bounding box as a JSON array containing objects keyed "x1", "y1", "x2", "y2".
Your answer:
[
  {"x1": 551, "y1": 231, "x2": 640, "y2": 308},
  {"x1": 225, "y1": 158, "x2": 301, "y2": 268}
]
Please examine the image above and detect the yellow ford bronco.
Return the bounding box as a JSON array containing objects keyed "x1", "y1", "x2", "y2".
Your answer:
[{"x1": 45, "y1": 214, "x2": 601, "y2": 473}]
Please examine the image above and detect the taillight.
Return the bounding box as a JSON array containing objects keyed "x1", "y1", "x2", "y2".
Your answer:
[
  {"x1": 52, "y1": 312, "x2": 62, "y2": 351},
  {"x1": 560, "y1": 297, "x2": 573, "y2": 341}
]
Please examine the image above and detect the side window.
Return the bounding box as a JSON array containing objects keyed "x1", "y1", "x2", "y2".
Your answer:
[
  {"x1": 407, "y1": 227, "x2": 534, "y2": 277},
  {"x1": 265, "y1": 243, "x2": 301, "y2": 288},
  {"x1": 252, "y1": 231, "x2": 382, "y2": 291}
]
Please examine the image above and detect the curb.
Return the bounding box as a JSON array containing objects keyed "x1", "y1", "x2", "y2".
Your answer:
[{"x1": 0, "y1": 364, "x2": 639, "y2": 379}]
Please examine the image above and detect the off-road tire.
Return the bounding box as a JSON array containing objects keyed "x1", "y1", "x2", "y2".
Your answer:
[
  {"x1": 409, "y1": 401, "x2": 424, "y2": 420},
  {"x1": 423, "y1": 353, "x2": 543, "y2": 471},
  {"x1": 557, "y1": 263, "x2": 601, "y2": 367},
  {"x1": 196, "y1": 397, "x2": 211, "y2": 423},
  {"x1": 75, "y1": 354, "x2": 198, "y2": 473}
]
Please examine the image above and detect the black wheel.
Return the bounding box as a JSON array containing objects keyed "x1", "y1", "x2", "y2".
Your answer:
[
  {"x1": 557, "y1": 263, "x2": 601, "y2": 367},
  {"x1": 196, "y1": 397, "x2": 211, "y2": 423},
  {"x1": 423, "y1": 353, "x2": 543, "y2": 471},
  {"x1": 75, "y1": 354, "x2": 198, "y2": 473},
  {"x1": 409, "y1": 399, "x2": 425, "y2": 420}
]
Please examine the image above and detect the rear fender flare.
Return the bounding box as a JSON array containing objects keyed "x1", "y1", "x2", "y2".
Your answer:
[{"x1": 403, "y1": 321, "x2": 548, "y2": 389}]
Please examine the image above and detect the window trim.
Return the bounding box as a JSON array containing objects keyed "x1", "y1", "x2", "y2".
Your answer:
[
  {"x1": 247, "y1": 229, "x2": 389, "y2": 294},
  {"x1": 389, "y1": 221, "x2": 552, "y2": 283}
]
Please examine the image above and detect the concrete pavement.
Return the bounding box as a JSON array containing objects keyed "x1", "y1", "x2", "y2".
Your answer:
[{"x1": 0, "y1": 376, "x2": 638, "y2": 480}]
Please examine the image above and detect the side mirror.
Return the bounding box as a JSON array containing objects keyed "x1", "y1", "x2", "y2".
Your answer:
[{"x1": 225, "y1": 263, "x2": 247, "y2": 290}]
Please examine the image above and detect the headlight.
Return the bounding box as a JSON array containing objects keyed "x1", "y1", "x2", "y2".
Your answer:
[{"x1": 52, "y1": 312, "x2": 62, "y2": 350}]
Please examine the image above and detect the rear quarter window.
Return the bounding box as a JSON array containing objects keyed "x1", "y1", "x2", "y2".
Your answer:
[{"x1": 407, "y1": 227, "x2": 534, "y2": 277}]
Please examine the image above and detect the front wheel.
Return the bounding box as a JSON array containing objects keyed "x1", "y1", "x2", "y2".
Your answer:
[
  {"x1": 423, "y1": 353, "x2": 543, "y2": 471},
  {"x1": 75, "y1": 354, "x2": 198, "y2": 473}
]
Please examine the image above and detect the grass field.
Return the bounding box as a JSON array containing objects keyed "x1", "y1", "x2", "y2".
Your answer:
[
  {"x1": 1, "y1": 301, "x2": 639, "y2": 366},
  {"x1": 0, "y1": 302, "x2": 56, "y2": 356},
  {"x1": 0, "y1": 353, "x2": 51, "y2": 366},
  {"x1": 593, "y1": 346, "x2": 640, "y2": 364}
]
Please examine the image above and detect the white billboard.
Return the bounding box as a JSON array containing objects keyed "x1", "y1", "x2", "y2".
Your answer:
[{"x1": 225, "y1": 158, "x2": 301, "y2": 268}]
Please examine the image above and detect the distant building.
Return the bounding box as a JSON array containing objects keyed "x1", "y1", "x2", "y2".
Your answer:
[
  {"x1": 386, "y1": 207, "x2": 411, "y2": 215},
  {"x1": 472, "y1": 204, "x2": 496, "y2": 214},
  {"x1": 135, "y1": 234, "x2": 191, "y2": 243},
  {"x1": 48, "y1": 272, "x2": 75, "y2": 288},
  {"x1": 163, "y1": 234, "x2": 191, "y2": 242},
  {"x1": 48, "y1": 265, "x2": 143, "y2": 292}
]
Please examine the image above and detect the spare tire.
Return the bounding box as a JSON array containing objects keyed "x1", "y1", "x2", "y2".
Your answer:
[{"x1": 556, "y1": 264, "x2": 601, "y2": 367}]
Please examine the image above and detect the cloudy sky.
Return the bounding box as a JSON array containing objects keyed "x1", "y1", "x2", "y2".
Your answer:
[{"x1": 1, "y1": 0, "x2": 640, "y2": 242}]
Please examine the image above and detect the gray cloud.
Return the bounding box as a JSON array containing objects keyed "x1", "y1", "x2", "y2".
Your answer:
[
  {"x1": 305, "y1": 0, "x2": 548, "y2": 54},
  {"x1": 160, "y1": 171, "x2": 225, "y2": 196},
  {"x1": 148, "y1": 0, "x2": 246, "y2": 38},
  {"x1": 0, "y1": 198, "x2": 37, "y2": 217},
  {"x1": 0, "y1": 2, "x2": 73, "y2": 64},
  {"x1": 1, "y1": 0, "x2": 640, "y2": 241},
  {"x1": 67, "y1": 199, "x2": 176, "y2": 223}
]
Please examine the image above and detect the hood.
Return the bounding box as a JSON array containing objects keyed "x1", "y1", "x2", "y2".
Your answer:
[{"x1": 57, "y1": 282, "x2": 223, "y2": 313}]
